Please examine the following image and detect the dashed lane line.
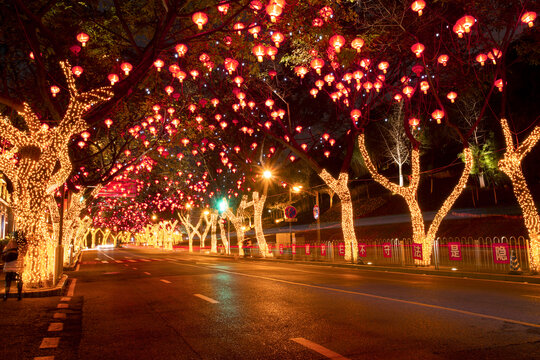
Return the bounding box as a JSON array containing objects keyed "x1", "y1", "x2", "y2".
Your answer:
[
  {"x1": 100, "y1": 252, "x2": 116, "y2": 261},
  {"x1": 169, "y1": 261, "x2": 540, "y2": 329},
  {"x1": 291, "y1": 338, "x2": 350, "y2": 360},
  {"x1": 39, "y1": 337, "x2": 60, "y2": 349},
  {"x1": 524, "y1": 295, "x2": 540, "y2": 299},
  {"x1": 57, "y1": 303, "x2": 69, "y2": 309},
  {"x1": 47, "y1": 323, "x2": 64, "y2": 332},
  {"x1": 104, "y1": 272, "x2": 120, "y2": 275},
  {"x1": 144, "y1": 272, "x2": 151, "y2": 275},
  {"x1": 53, "y1": 313, "x2": 66, "y2": 320},
  {"x1": 34, "y1": 356, "x2": 54, "y2": 360},
  {"x1": 101, "y1": 260, "x2": 109, "y2": 264},
  {"x1": 60, "y1": 297, "x2": 71, "y2": 302},
  {"x1": 194, "y1": 294, "x2": 219, "y2": 304},
  {"x1": 160, "y1": 279, "x2": 171, "y2": 284}
]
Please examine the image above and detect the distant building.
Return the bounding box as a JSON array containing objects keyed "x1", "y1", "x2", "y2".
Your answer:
[{"x1": 0, "y1": 174, "x2": 13, "y2": 239}]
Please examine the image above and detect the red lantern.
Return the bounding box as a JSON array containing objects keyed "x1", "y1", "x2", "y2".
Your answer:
[
  {"x1": 175, "y1": 44, "x2": 188, "y2": 57},
  {"x1": 350, "y1": 109, "x2": 361, "y2": 121},
  {"x1": 104, "y1": 118, "x2": 113, "y2": 128},
  {"x1": 50, "y1": 86, "x2": 60, "y2": 97},
  {"x1": 408, "y1": 117, "x2": 420, "y2": 127},
  {"x1": 329, "y1": 34, "x2": 345, "y2": 53},
  {"x1": 76, "y1": 32, "x2": 89, "y2": 47},
  {"x1": 310, "y1": 58, "x2": 325, "y2": 74},
  {"x1": 420, "y1": 81, "x2": 430, "y2": 94},
  {"x1": 192, "y1": 12, "x2": 208, "y2": 30},
  {"x1": 378, "y1": 61, "x2": 389, "y2": 73},
  {"x1": 411, "y1": 43, "x2": 425, "y2": 57},
  {"x1": 437, "y1": 54, "x2": 449, "y2": 66},
  {"x1": 475, "y1": 53, "x2": 487, "y2": 66},
  {"x1": 351, "y1": 38, "x2": 364, "y2": 52},
  {"x1": 446, "y1": 92, "x2": 457, "y2": 103},
  {"x1": 294, "y1": 66, "x2": 308, "y2": 78},
  {"x1": 266, "y1": 46, "x2": 278, "y2": 60},
  {"x1": 121, "y1": 62, "x2": 132, "y2": 75},
  {"x1": 266, "y1": 3, "x2": 282, "y2": 22},
  {"x1": 154, "y1": 59, "x2": 164, "y2": 71},
  {"x1": 521, "y1": 11, "x2": 536, "y2": 27},
  {"x1": 431, "y1": 109, "x2": 444, "y2": 124},
  {"x1": 72, "y1": 66, "x2": 83, "y2": 77},
  {"x1": 410, "y1": 1, "x2": 425, "y2": 16},
  {"x1": 271, "y1": 32, "x2": 285, "y2": 47},
  {"x1": 252, "y1": 44, "x2": 266, "y2": 62}
]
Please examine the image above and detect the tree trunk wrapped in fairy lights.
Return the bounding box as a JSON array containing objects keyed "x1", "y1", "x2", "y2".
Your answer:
[
  {"x1": 498, "y1": 118, "x2": 540, "y2": 271},
  {"x1": 218, "y1": 215, "x2": 230, "y2": 254},
  {"x1": 209, "y1": 212, "x2": 218, "y2": 253},
  {"x1": 359, "y1": 133, "x2": 473, "y2": 265},
  {"x1": 0, "y1": 62, "x2": 112, "y2": 286},
  {"x1": 224, "y1": 196, "x2": 248, "y2": 256},
  {"x1": 318, "y1": 171, "x2": 358, "y2": 262},
  {"x1": 178, "y1": 212, "x2": 204, "y2": 252},
  {"x1": 250, "y1": 191, "x2": 272, "y2": 258}
]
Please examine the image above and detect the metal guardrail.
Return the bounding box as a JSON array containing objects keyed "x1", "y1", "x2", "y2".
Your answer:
[{"x1": 204, "y1": 236, "x2": 530, "y2": 274}]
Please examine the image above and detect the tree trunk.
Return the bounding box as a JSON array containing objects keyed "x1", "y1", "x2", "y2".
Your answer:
[{"x1": 252, "y1": 192, "x2": 271, "y2": 258}]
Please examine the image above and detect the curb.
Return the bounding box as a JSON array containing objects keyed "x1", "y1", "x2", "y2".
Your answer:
[
  {"x1": 1, "y1": 274, "x2": 69, "y2": 298},
  {"x1": 182, "y1": 251, "x2": 540, "y2": 285},
  {"x1": 64, "y1": 251, "x2": 83, "y2": 271}
]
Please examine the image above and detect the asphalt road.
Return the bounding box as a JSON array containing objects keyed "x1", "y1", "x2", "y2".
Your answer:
[{"x1": 2, "y1": 247, "x2": 540, "y2": 359}]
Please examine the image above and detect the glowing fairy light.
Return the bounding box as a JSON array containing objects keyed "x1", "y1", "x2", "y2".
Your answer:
[
  {"x1": 498, "y1": 118, "x2": 540, "y2": 271},
  {"x1": 0, "y1": 61, "x2": 112, "y2": 287}
]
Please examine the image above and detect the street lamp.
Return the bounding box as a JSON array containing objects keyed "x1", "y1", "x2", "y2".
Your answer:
[{"x1": 263, "y1": 169, "x2": 273, "y2": 179}]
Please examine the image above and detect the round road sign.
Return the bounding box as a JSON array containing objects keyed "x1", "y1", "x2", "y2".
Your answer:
[
  {"x1": 313, "y1": 205, "x2": 320, "y2": 220},
  {"x1": 284, "y1": 205, "x2": 297, "y2": 219}
]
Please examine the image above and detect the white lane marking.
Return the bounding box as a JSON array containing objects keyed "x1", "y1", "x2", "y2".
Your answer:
[
  {"x1": 39, "y1": 337, "x2": 60, "y2": 349},
  {"x1": 48, "y1": 323, "x2": 64, "y2": 332},
  {"x1": 104, "y1": 272, "x2": 120, "y2": 275},
  {"x1": 144, "y1": 272, "x2": 151, "y2": 275},
  {"x1": 100, "y1": 252, "x2": 116, "y2": 260},
  {"x1": 132, "y1": 267, "x2": 138, "y2": 270},
  {"x1": 141, "y1": 259, "x2": 151, "y2": 262},
  {"x1": 34, "y1": 356, "x2": 55, "y2": 360},
  {"x1": 67, "y1": 279, "x2": 77, "y2": 297},
  {"x1": 60, "y1": 297, "x2": 71, "y2": 302},
  {"x1": 291, "y1": 338, "x2": 350, "y2": 360},
  {"x1": 53, "y1": 313, "x2": 66, "y2": 319},
  {"x1": 115, "y1": 260, "x2": 124, "y2": 263},
  {"x1": 194, "y1": 294, "x2": 219, "y2": 304},
  {"x1": 128, "y1": 260, "x2": 137, "y2": 263},
  {"x1": 57, "y1": 303, "x2": 68, "y2": 309},
  {"x1": 160, "y1": 279, "x2": 171, "y2": 284},
  {"x1": 101, "y1": 260, "x2": 109, "y2": 264},
  {"x1": 524, "y1": 295, "x2": 540, "y2": 299},
  {"x1": 169, "y1": 261, "x2": 540, "y2": 329}
]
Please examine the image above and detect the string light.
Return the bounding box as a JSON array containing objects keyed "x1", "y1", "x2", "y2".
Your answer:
[
  {"x1": 359, "y1": 134, "x2": 472, "y2": 266},
  {"x1": 498, "y1": 119, "x2": 540, "y2": 271},
  {"x1": 319, "y1": 170, "x2": 358, "y2": 262}
]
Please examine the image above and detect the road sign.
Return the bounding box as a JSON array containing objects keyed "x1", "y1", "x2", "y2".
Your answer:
[
  {"x1": 313, "y1": 205, "x2": 320, "y2": 220},
  {"x1": 284, "y1": 205, "x2": 297, "y2": 219}
]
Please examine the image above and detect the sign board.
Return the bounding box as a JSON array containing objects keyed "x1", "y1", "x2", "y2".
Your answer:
[
  {"x1": 338, "y1": 243, "x2": 345, "y2": 256},
  {"x1": 448, "y1": 242, "x2": 462, "y2": 261},
  {"x1": 292, "y1": 244, "x2": 296, "y2": 254},
  {"x1": 492, "y1": 243, "x2": 510, "y2": 264},
  {"x1": 313, "y1": 205, "x2": 320, "y2": 220},
  {"x1": 305, "y1": 244, "x2": 311, "y2": 255},
  {"x1": 358, "y1": 243, "x2": 367, "y2": 257},
  {"x1": 412, "y1": 243, "x2": 423, "y2": 260},
  {"x1": 284, "y1": 206, "x2": 297, "y2": 219},
  {"x1": 321, "y1": 243, "x2": 327, "y2": 256},
  {"x1": 382, "y1": 243, "x2": 392, "y2": 258},
  {"x1": 279, "y1": 244, "x2": 284, "y2": 255}
]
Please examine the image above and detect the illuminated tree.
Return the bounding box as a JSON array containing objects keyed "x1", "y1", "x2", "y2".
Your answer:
[
  {"x1": 224, "y1": 196, "x2": 249, "y2": 256},
  {"x1": 0, "y1": 62, "x2": 112, "y2": 286}
]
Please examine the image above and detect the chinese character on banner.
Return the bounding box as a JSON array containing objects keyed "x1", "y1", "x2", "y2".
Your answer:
[
  {"x1": 382, "y1": 243, "x2": 392, "y2": 258},
  {"x1": 358, "y1": 243, "x2": 367, "y2": 257},
  {"x1": 492, "y1": 243, "x2": 510, "y2": 264},
  {"x1": 338, "y1": 243, "x2": 345, "y2": 256},
  {"x1": 321, "y1": 244, "x2": 327, "y2": 256},
  {"x1": 305, "y1": 244, "x2": 311, "y2": 255},
  {"x1": 448, "y1": 242, "x2": 462, "y2": 261},
  {"x1": 268, "y1": 244, "x2": 272, "y2": 254},
  {"x1": 279, "y1": 244, "x2": 283, "y2": 255},
  {"x1": 292, "y1": 244, "x2": 296, "y2": 255},
  {"x1": 412, "y1": 243, "x2": 423, "y2": 260}
]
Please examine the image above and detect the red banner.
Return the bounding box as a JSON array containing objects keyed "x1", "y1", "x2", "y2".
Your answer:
[
  {"x1": 492, "y1": 243, "x2": 510, "y2": 264},
  {"x1": 412, "y1": 243, "x2": 423, "y2": 260},
  {"x1": 358, "y1": 243, "x2": 367, "y2": 257},
  {"x1": 448, "y1": 242, "x2": 462, "y2": 261},
  {"x1": 305, "y1": 244, "x2": 311, "y2": 255},
  {"x1": 382, "y1": 243, "x2": 392, "y2": 258},
  {"x1": 321, "y1": 244, "x2": 326, "y2": 256}
]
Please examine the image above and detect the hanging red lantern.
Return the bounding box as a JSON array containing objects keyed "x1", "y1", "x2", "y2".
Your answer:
[
  {"x1": 192, "y1": 12, "x2": 208, "y2": 30},
  {"x1": 50, "y1": 85, "x2": 60, "y2": 97},
  {"x1": 154, "y1": 59, "x2": 164, "y2": 71},
  {"x1": 351, "y1": 38, "x2": 364, "y2": 52},
  {"x1": 165, "y1": 86, "x2": 174, "y2": 95},
  {"x1": 266, "y1": 3, "x2": 283, "y2": 22},
  {"x1": 121, "y1": 62, "x2": 132, "y2": 75},
  {"x1": 248, "y1": 24, "x2": 261, "y2": 38},
  {"x1": 411, "y1": 1, "x2": 425, "y2": 16},
  {"x1": 378, "y1": 61, "x2": 389, "y2": 73},
  {"x1": 521, "y1": 11, "x2": 536, "y2": 27},
  {"x1": 431, "y1": 109, "x2": 444, "y2": 124},
  {"x1": 310, "y1": 88, "x2": 319, "y2": 98},
  {"x1": 266, "y1": 46, "x2": 278, "y2": 60},
  {"x1": 446, "y1": 92, "x2": 457, "y2": 103},
  {"x1": 271, "y1": 32, "x2": 285, "y2": 47},
  {"x1": 175, "y1": 44, "x2": 188, "y2": 57},
  {"x1": 350, "y1": 109, "x2": 361, "y2": 121},
  {"x1": 420, "y1": 81, "x2": 430, "y2": 94},
  {"x1": 408, "y1": 117, "x2": 420, "y2": 127},
  {"x1": 310, "y1": 58, "x2": 324, "y2": 74},
  {"x1": 475, "y1": 53, "x2": 487, "y2": 66},
  {"x1": 252, "y1": 44, "x2": 266, "y2": 62},
  {"x1": 329, "y1": 34, "x2": 345, "y2": 53},
  {"x1": 294, "y1": 66, "x2": 308, "y2": 78},
  {"x1": 76, "y1": 32, "x2": 89, "y2": 47},
  {"x1": 72, "y1": 66, "x2": 83, "y2": 77},
  {"x1": 437, "y1": 54, "x2": 449, "y2": 66},
  {"x1": 411, "y1": 43, "x2": 425, "y2": 57},
  {"x1": 104, "y1": 118, "x2": 113, "y2": 128}
]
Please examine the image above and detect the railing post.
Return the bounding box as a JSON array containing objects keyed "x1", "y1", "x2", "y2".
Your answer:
[
  {"x1": 434, "y1": 238, "x2": 439, "y2": 270},
  {"x1": 399, "y1": 240, "x2": 406, "y2": 266},
  {"x1": 474, "y1": 239, "x2": 481, "y2": 271}
]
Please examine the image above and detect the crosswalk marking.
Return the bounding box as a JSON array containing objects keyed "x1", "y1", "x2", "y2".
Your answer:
[
  {"x1": 160, "y1": 279, "x2": 171, "y2": 284},
  {"x1": 48, "y1": 323, "x2": 63, "y2": 332},
  {"x1": 39, "y1": 337, "x2": 60, "y2": 349}
]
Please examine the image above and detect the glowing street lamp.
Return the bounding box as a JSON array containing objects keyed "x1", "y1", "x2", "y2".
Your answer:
[{"x1": 263, "y1": 169, "x2": 273, "y2": 179}]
